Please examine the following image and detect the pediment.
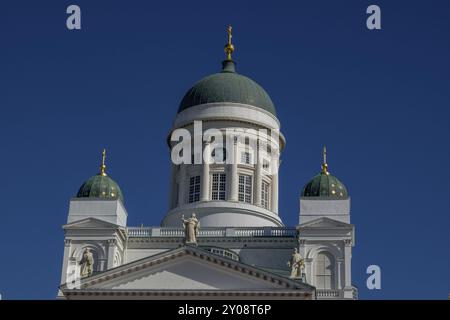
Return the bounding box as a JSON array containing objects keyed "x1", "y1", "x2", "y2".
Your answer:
[
  {"x1": 63, "y1": 217, "x2": 121, "y2": 230},
  {"x1": 61, "y1": 246, "x2": 314, "y2": 295},
  {"x1": 298, "y1": 217, "x2": 353, "y2": 229}
]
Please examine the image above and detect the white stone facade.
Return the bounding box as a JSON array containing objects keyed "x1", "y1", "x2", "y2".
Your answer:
[
  {"x1": 164, "y1": 102, "x2": 284, "y2": 228},
  {"x1": 58, "y1": 194, "x2": 357, "y2": 299},
  {"x1": 58, "y1": 53, "x2": 357, "y2": 300}
]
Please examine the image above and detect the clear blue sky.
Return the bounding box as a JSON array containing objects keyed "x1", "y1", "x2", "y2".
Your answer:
[{"x1": 0, "y1": 0, "x2": 449, "y2": 299}]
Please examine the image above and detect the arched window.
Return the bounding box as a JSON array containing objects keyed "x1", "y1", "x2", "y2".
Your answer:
[{"x1": 315, "y1": 252, "x2": 335, "y2": 289}]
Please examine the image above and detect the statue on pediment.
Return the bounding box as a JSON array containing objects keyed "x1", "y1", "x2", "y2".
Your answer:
[
  {"x1": 182, "y1": 213, "x2": 200, "y2": 245},
  {"x1": 287, "y1": 248, "x2": 305, "y2": 279}
]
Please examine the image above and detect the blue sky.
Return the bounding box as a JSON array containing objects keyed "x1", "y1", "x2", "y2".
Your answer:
[{"x1": 0, "y1": 0, "x2": 449, "y2": 299}]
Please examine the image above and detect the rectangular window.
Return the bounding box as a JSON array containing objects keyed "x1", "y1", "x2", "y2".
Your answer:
[
  {"x1": 261, "y1": 181, "x2": 270, "y2": 209},
  {"x1": 188, "y1": 176, "x2": 200, "y2": 203},
  {"x1": 240, "y1": 152, "x2": 251, "y2": 164},
  {"x1": 211, "y1": 173, "x2": 226, "y2": 200},
  {"x1": 238, "y1": 175, "x2": 252, "y2": 203}
]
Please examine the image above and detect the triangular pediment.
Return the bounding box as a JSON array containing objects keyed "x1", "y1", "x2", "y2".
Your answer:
[
  {"x1": 63, "y1": 217, "x2": 121, "y2": 230},
  {"x1": 298, "y1": 217, "x2": 353, "y2": 229},
  {"x1": 61, "y1": 246, "x2": 314, "y2": 296}
]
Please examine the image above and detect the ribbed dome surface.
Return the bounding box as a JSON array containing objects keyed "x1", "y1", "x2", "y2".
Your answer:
[
  {"x1": 302, "y1": 172, "x2": 348, "y2": 199},
  {"x1": 77, "y1": 174, "x2": 124, "y2": 203},
  {"x1": 178, "y1": 60, "x2": 276, "y2": 116}
]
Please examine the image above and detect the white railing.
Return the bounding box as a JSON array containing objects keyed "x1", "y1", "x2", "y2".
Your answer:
[
  {"x1": 199, "y1": 229, "x2": 227, "y2": 237},
  {"x1": 127, "y1": 227, "x2": 297, "y2": 238},
  {"x1": 316, "y1": 287, "x2": 359, "y2": 299},
  {"x1": 234, "y1": 228, "x2": 297, "y2": 237},
  {"x1": 316, "y1": 289, "x2": 343, "y2": 298},
  {"x1": 234, "y1": 228, "x2": 265, "y2": 237},
  {"x1": 159, "y1": 228, "x2": 185, "y2": 237},
  {"x1": 203, "y1": 247, "x2": 240, "y2": 261},
  {"x1": 127, "y1": 228, "x2": 152, "y2": 237}
]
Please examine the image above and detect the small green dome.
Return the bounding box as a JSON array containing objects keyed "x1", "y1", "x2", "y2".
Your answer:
[
  {"x1": 301, "y1": 172, "x2": 348, "y2": 199},
  {"x1": 178, "y1": 60, "x2": 276, "y2": 116},
  {"x1": 77, "y1": 174, "x2": 124, "y2": 203}
]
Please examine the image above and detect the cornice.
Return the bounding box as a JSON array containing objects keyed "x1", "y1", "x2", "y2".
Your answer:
[{"x1": 61, "y1": 246, "x2": 314, "y2": 293}]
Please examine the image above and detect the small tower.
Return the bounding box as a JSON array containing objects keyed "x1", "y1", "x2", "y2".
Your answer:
[
  {"x1": 297, "y1": 147, "x2": 356, "y2": 299},
  {"x1": 68, "y1": 149, "x2": 127, "y2": 226},
  {"x1": 58, "y1": 150, "x2": 127, "y2": 297},
  {"x1": 299, "y1": 146, "x2": 350, "y2": 224}
]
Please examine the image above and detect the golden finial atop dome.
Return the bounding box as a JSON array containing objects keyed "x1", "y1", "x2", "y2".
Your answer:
[
  {"x1": 100, "y1": 149, "x2": 107, "y2": 176},
  {"x1": 224, "y1": 25, "x2": 234, "y2": 60},
  {"x1": 321, "y1": 146, "x2": 329, "y2": 175}
]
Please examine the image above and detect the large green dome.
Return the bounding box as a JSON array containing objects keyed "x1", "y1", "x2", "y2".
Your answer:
[
  {"x1": 77, "y1": 174, "x2": 124, "y2": 203},
  {"x1": 301, "y1": 171, "x2": 348, "y2": 199},
  {"x1": 178, "y1": 60, "x2": 276, "y2": 116}
]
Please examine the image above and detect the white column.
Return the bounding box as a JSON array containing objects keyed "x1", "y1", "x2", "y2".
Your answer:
[
  {"x1": 305, "y1": 258, "x2": 313, "y2": 285},
  {"x1": 344, "y1": 240, "x2": 352, "y2": 287},
  {"x1": 271, "y1": 168, "x2": 279, "y2": 213},
  {"x1": 254, "y1": 144, "x2": 262, "y2": 206},
  {"x1": 299, "y1": 239, "x2": 306, "y2": 280},
  {"x1": 337, "y1": 258, "x2": 344, "y2": 289},
  {"x1": 178, "y1": 164, "x2": 186, "y2": 206},
  {"x1": 228, "y1": 138, "x2": 238, "y2": 201},
  {"x1": 200, "y1": 143, "x2": 210, "y2": 201},
  {"x1": 99, "y1": 259, "x2": 107, "y2": 272},
  {"x1": 107, "y1": 239, "x2": 116, "y2": 269},
  {"x1": 59, "y1": 239, "x2": 71, "y2": 285},
  {"x1": 299, "y1": 239, "x2": 306, "y2": 257}
]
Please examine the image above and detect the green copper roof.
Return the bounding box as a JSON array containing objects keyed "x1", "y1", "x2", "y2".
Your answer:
[
  {"x1": 178, "y1": 60, "x2": 276, "y2": 116},
  {"x1": 301, "y1": 172, "x2": 348, "y2": 199},
  {"x1": 76, "y1": 174, "x2": 124, "y2": 203}
]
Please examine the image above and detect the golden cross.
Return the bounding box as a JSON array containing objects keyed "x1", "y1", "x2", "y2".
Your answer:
[
  {"x1": 224, "y1": 25, "x2": 235, "y2": 60},
  {"x1": 321, "y1": 146, "x2": 329, "y2": 174},
  {"x1": 100, "y1": 148, "x2": 107, "y2": 176},
  {"x1": 227, "y1": 26, "x2": 232, "y2": 45}
]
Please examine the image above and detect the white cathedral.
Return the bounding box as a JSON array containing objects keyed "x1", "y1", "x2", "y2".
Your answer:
[{"x1": 58, "y1": 27, "x2": 357, "y2": 300}]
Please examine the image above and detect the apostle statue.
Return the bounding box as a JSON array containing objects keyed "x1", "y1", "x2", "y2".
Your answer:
[
  {"x1": 287, "y1": 248, "x2": 305, "y2": 279},
  {"x1": 79, "y1": 248, "x2": 94, "y2": 278},
  {"x1": 181, "y1": 213, "x2": 200, "y2": 245}
]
